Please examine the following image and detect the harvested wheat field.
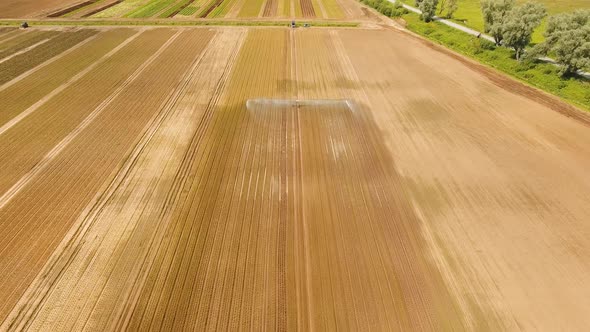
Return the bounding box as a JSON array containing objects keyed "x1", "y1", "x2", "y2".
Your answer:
[{"x1": 1, "y1": 21, "x2": 590, "y2": 332}]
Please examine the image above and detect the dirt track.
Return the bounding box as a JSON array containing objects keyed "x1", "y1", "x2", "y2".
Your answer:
[{"x1": 2, "y1": 24, "x2": 590, "y2": 331}]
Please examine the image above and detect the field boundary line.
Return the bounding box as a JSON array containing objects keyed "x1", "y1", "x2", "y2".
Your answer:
[
  {"x1": 0, "y1": 29, "x2": 184, "y2": 332},
  {"x1": 0, "y1": 30, "x2": 101, "y2": 92},
  {"x1": 0, "y1": 38, "x2": 51, "y2": 64},
  {"x1": 0, "y1": 30, "x2": 181, "y2": 212},
  {"x1": 0, "y1": 30, "x2": 143, "y2": 137}
]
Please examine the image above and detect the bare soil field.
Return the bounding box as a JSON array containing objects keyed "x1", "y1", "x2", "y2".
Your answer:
[{"x1": 1, "y1": 11, "x2": 590, "y2": 332}]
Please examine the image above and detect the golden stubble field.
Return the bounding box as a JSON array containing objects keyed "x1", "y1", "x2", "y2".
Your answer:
[{"x1": 1, "y1": 24, "x2": 590, "y2": 331}]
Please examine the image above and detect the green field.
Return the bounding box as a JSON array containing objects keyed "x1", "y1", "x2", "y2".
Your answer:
[{"x1": 403, "y1": 0, "x2": 590, "y2": 43}]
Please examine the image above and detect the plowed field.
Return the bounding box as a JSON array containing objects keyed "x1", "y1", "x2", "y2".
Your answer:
[
  {"x1": 0, "y1": 0, "x2": 81, "y2": 18},
  {"x1": 2, "y1": 24, "x2": 590, "y2": 331}
]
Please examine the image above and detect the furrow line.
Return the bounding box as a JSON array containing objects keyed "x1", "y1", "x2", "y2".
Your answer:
[
  {"x1": 0, "y1": 30, "x2": 141, "y2": 136},
  {"x1": 0, "y1": 30, "x2": 99, "y2": 92},
  {"x1": 0, "y1": 30, "x2": 180, "y2": 212},
  {"x1": 0, "y1": 39, "x2": 51, "y2": 65}
]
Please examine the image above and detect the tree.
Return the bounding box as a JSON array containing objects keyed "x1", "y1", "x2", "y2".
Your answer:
[
  {"x1": 392, "y1": 1, "x2": 408, "y2": 17},
  {"x1": 503, "y1": 2, "x2": 546, "y2": 60},
  {"x1": 419, "y1": 0, "x2": 438, "y2": 22},
  {"x1": 438, "y1": 0, "x2": 447, "y2": 15},
  {"x1": 530, "y1": 10, "x2": 590, "y2": 75},
  {"x1": 415, "y1": 0, "x2": 423, "y2": 7},
  {"x1": 446, "y1": 0, "x2": 458, "y2": 18},
  {"x1": 481, "y1": 0, "x2": 515, "y2": 45}
]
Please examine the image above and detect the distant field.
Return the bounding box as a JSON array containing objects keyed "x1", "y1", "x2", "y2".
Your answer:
[
  {"x1": 0, "y1": 0, "x2": 359, "y2": 19},
  {"x1": 86, "y1": 0, "x2": 349, "y2": 18}
]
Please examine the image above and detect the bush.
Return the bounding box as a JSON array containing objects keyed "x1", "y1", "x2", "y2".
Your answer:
[{"x1": 362, "y1": 0, "x2": 407, "y2": 18}]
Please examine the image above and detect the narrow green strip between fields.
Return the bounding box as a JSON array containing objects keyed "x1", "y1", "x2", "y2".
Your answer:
[
  {"x1": 0, "y1": 19, "x2": 359, "y2": 27},
  {"x1": 126, "y1": 0, "x2": 178, "y2": 17},
  {"x1": 400, "y1": 13, "x2": 590, "y2": 112}
]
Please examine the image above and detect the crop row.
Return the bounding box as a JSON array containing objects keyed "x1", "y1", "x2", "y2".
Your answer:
[
  {"x1": 0, "y1": 29, "x2": 96, "y2": 85},
  {"x1": 300, "y1": 0, "x2": 315, "y2": 17},
  {"x1": 0, "y1": 30, "x2": 171, "y2": 198},
  {"x1": 61, "y1": 0, "x2": 104, "y2": 17},
  {"x1": 7, "y1": 29, "x2": 216, "y2": 331},
  {"x1": 126, "y1": 0, "x2": 179, "y2": 17},
  {"x1": 0, "y1": 27, "x2": 15, "y2": 37},
  {"x1": 0, "y1": 28, "x2": 136, "y2": 129},
  {"x1": 0, "y1": 28, "x2": 176, "y2": 323},
  {"x1": 0, "y1": 29, "x2": 21, "y2": 44},
  {"x1": 181, "y1": 0, "x2": 210, "y2": 17},
  {"x1": 120, "y1": 29, "x2": 291, "y2": 331},
  {"x1": 0, "y1": 30, "x2": 57, "y2": 59},
  {"x1": 197, "y1": 0, "x2": 223, "y2": 17},
  {"x1": 207, "y1": 0, "x2": 239, "y2": 18},
  {"x1": 178, "y1": 5, "x2": 199, "y2": 15},
  {"x1": 47, "y1": 1, "x2": 95, "y2": 17},
  {"x1": 278, "y1": 0, "x2": 289, "y2": 16},
  {"x1": 91, "y1": 0, "x2": 145, "y2": 17},
  {"x1": 159, "y1": 0, "x2": 194, "y2": 17},
  {"x1": 238, "y1": 0, "x2": 265, "y2": 17},
  {"x1": 322, "y1": 0, "x2": 343, "y2": 18},
  {"x1": 59, "y1": 0, "x2": 123, "y2": 18},
  {"x1": 262, "y1": 0, "x2": 277, "y2": 17},
  {"x1": 79, "y1": 0, "x2": 124, "y2": 17}
]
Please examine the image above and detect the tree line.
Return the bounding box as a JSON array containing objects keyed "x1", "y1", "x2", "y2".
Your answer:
[
  {"x1": 413, "y1": 0, "x2": 589, "y2": 76},
  {"x1": 415, "y1": 0, "x2": 457, "y2": 22},
  {"x1": 482, "y1": 0, "x2": 589, "y2": 75}
]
